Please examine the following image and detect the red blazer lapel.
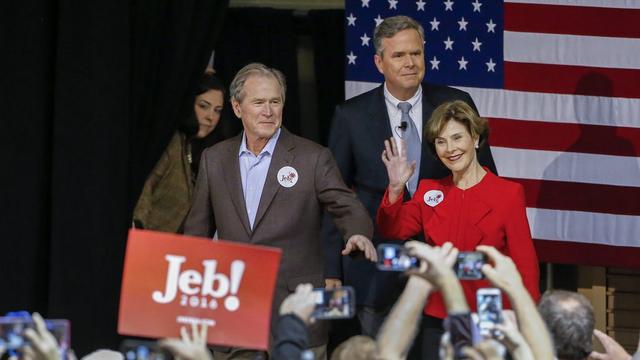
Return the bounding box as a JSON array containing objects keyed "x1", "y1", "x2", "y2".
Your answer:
[
  {"x1": 423, "y1": 183, "x2": 493, "y2": 249},
  {"x1": 465, "y1": 195, "x2": 492, "y2": 249}
]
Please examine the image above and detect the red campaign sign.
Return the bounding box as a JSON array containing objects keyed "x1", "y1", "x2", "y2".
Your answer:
[{"x1": 118, "y1": 229, "x2": 282, "y2": 350}]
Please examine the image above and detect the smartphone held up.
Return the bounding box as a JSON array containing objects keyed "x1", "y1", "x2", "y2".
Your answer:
[
  {"x1": 376, "y1": 243, "x2": 419, "y2": 271},
  {"x1": 0, "y1": 315, "x2": 71, "y2": 359},
  {"x1": 312, "y1": 286, "x2": 355, "y2": 320},
  {"x1": 120, "y1": 339, "x2": 172, "y2": 360},
  {"x1": 455, "y1": 252, "x2": 486, "y2": 280},
  {"x1": 476, "y1": 287, "x2": 503, "y2": 337}
]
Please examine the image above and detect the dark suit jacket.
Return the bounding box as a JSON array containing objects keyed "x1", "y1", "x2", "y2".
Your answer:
[
  {"x1": 323, "y1": 82, "x2": 497, "y2": 308},
  {"x1": 184, "y1": 128, "x2": 373, "y2": 347}
]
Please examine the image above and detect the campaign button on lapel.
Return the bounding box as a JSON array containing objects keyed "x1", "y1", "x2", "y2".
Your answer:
[
  {"x1": 277, "y1": 166, "x2": 299, "y2": 188},
  {"x1": 424, "y1": 190, "x2": 444, "y2": 207}
]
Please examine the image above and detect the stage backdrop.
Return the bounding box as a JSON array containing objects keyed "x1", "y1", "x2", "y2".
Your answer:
[
  {"x1": 0, "y1": 0, "x2": 229, "y2": 355},
  {"x1": 344, "y1": 0, "x2": 640, "y2": 267}
]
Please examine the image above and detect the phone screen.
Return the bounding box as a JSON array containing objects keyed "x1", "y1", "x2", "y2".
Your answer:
[
  {"x1": 0, "y1": 317, "x2": 70, "y2": 358},
  {"x1": 444, "y1": 313, "x2": 474, "y2": 359},
  {"x1": 477, "y1": 288, "x2": 503, "y2": 337},
  {"x1": 120, "y1": 339, "x2": 172, "y2": 360},
  {"x1": 376, "y1": 243, "x2": 419, "y2": 271},
  {"x1": 312, "y1": 286, "x2": 355, "y2": 320},
  {"x1": 455, "y1": 252, "x2": 485, "y2": 280}
]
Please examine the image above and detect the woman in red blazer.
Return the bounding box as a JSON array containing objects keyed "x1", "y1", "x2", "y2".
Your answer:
[{"x1": 377, "y1": 100, "x2": 540, "y2": 354}]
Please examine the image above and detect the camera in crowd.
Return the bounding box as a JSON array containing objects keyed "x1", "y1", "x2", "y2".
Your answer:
[
  {"x1": 376, "y1": 243, "x2": 419, "y2": 271},
  {"x1": 312, "y1": 286, "x2": 355, "y2": 320},
  {"x1": 0, "y1": 315, "x2": 70, "y2": 359},
  {"x1": 455, "y1": 252, "x2": 486, "y2": 280},
  {"x1": 120, "y1": 339, "x2": 172, "y2": 360}
]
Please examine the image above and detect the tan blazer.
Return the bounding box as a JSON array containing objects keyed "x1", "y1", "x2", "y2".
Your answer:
[
  {"x1": 133, "y1": 132, "x2": 193, "y2": 233},
  {"x1": 184, "y1": 128, "x2": 373, "y2": 347}
]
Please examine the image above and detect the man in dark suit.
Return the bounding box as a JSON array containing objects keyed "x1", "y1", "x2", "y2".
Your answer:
[
  {"x1": 323, "y1": 15, "x2": 497, "y2": 356},
  {"x1": 184, "y1": 63, "x2": 376, "y2": 360}
]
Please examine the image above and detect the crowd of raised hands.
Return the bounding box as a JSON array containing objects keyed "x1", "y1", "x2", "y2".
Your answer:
[
  {"x1": 373, "y1": 241, "x2": 556, "y2": 360},
  {"x1": 4, "y1": 243, "x2": 640, "y2": 360},
  {"x1": 271, "y1": 241, "x2": 640, "y2": 360}
]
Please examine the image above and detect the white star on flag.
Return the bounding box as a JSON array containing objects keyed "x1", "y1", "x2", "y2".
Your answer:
[
  {"x1": 430, "y1": 56, "x2": 440, "y2": 70},
  {"x1": 486, "y1": 19, "x2": 496, "y2": 33},
  {"x1": 458, "y1": 56, "x2": 468, "y2": 70},
  {"x1": 458, "y1": 17, "x2": 468, "y2": 31},
  {"x1": 472, "y1": 0, "x2": 482, "y2": 12},
  {"x1": 416, "y1": 0, "x2": 426, "y2": 11},
  {"x1": 471, "y1": 37, "x2": 482, "y2": 51},
  {"x1": 388, "y1": 0, "x2": 398, "y2": 9},
  {"x1": 360, "y1": 33, "x2": 371, "y2": 46},
  {"x1": 347, "y1": 51, "x2": 357, "y2": 65},
  {"x1": 485, "y1": 58, "x2": 496, "y2": 72},
  {"x1": 443, "y1": 36, "x2": 454, "y2": 50},
  {"x1": 347, "y1": 13, "x2": 357, "y2": 26},
  {"x1": 374, "y1": 15, "x2": 384, "y2": 26},
  {"x1": 444, "y1": 0, "x2": 454, "y2": 11},
  {"x1": 430, "y1": 17, "x2": 440, "y2": 31},
  {"x1": 361, "y1": 0, "x2": 370, "y2": 7}
]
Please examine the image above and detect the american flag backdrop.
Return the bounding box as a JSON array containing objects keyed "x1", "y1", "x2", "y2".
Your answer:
[{"x1": 344, "y1": 0, "x2": 640, "y2": 267}]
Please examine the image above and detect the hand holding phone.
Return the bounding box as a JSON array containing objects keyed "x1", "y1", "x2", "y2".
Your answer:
[
  {"x1": 279, "y1": 283, "x2": 316, "y2": 324},
  {"x1": 376, "y1": 243, "x2": 419, "y2": 271},
  {"x1": 311, "y1": 286, "x2": 355, "y2": 320},
  {"x1": 0, "y1": 314, "x2": 70, "y2": 359}
]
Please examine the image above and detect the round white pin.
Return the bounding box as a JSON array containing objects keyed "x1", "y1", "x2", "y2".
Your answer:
[
  {"x1": 424, "y1": 190, "x2": 444, "y2": 207},
  {"x1": 277, "y1": 166, "x2": 299, "y2": 188}
]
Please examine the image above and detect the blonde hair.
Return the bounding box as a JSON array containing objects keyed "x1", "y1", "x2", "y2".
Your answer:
[{"x1": 425, "y1": 100, "x2": 488, "y2": 154}]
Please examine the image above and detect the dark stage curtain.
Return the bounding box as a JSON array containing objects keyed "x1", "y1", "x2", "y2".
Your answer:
[
  {"x1": 213, "y1": 7, "x2": 301, "y2": 137},
  {"x1": 309, "y1": 9, "x2": 346, "y2": 146},
  {"x1": 0, "y1": 0, "x2": 228, "y2": 355}
]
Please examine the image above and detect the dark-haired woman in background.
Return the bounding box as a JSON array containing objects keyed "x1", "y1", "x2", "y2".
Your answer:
[{"x1": 133, "y1": 72, "x2": 225, "y2": 233}]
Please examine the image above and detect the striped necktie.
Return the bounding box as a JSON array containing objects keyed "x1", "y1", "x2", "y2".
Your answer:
[{"x1": 398, "y1": 101, "x2": 421, "y2": 196}]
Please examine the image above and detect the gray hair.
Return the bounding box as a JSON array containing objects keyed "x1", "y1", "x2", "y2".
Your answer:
[
  {"x1": 229, "y1": 62, "x2": 287, "y2": 103},
  {"x1": 373, "y1": 15, "x2": 425, "y2": 56},
  {"x1": 538, "y1": 290, "x2": 595, "y2": 360}
]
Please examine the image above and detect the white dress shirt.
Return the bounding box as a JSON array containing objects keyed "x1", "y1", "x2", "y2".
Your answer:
[
  {"x1": 238, "y1": 128, "x2": 281, "y2": 229},
  {"x1": 383, "y1": 83, "x2": 423, "y2": 143}
]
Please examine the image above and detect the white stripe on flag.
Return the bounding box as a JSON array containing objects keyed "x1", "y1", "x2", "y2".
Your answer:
[
  {"x1": 527, "y1": 207, "x2": 640, "y2": 248},
  {"x1": 457, "y1": 86, "x2": 640, "y2": 129},
  {"x1": 345, "y1": 81, "x2": 378, "y2": 100},
  {"x1": 505, "y1": 0, "x2": 640, "y2": 10},
  {"x1": 347, "y1": 82, "x2": 640, "y2": 130},
  {"x1": 492, "y1": 146, "x2": 640, "y2": 188},
  {"x1": 504, "y1": 31, "x2": 640, "y2": 70}
]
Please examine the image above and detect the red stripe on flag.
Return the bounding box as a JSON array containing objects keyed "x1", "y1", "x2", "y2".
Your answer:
[
  {"x1": 489, "y1": 118, "x2": 640, "y2": 157},
  {"x1": 504, "y1": 62, "x2": 640, "y2": 99},
  {"x1": 507, "y1": 178, "x2": 640, "y2": 216},
  {"x1": 505, "y1": 3, "x2": 640, "y2": 38},
  {"x1": 534, "y1": 240, "x2": 640, "y2": 268}
]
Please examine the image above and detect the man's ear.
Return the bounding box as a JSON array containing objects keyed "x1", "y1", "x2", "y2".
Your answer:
[
  {"x1": 231, "y1": 98, "x2": 242, "y2": 118},
  {"x1": 374, "y1": 53, "x2": 385, "y2": 75}
]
